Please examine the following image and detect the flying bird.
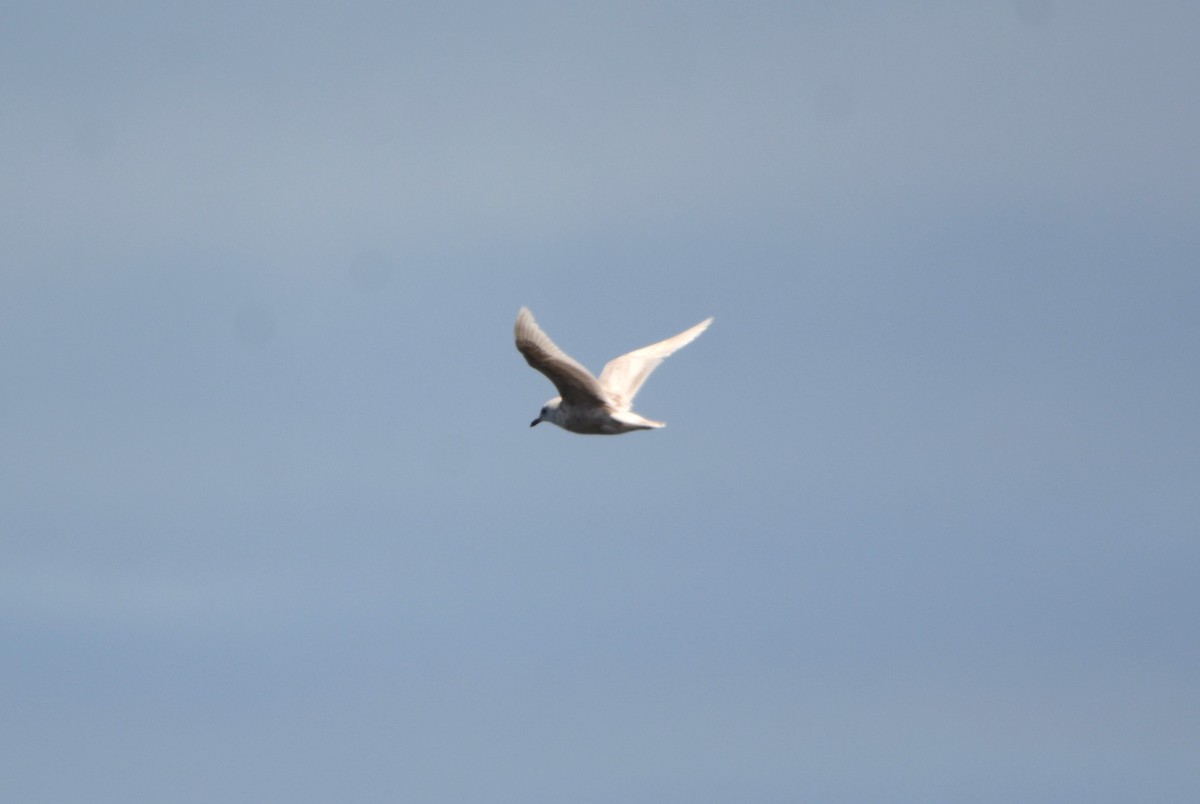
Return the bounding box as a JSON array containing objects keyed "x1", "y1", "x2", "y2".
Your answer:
[{"x1": 514, "y1": 307, "x2": 713, "y2": 435}]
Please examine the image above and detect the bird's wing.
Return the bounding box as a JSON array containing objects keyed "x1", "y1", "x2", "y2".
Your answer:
[
  {"x1": 598, "y1": 317, "x2": 713, "y2": 411},
  {"x1": 514, "y1": 307, "x2": 610, "y2": 407}
]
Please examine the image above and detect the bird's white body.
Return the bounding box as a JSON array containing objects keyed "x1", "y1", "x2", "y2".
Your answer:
[
  {"x1": 534, "y1": 398, "x2": 665, "y2": 435},
  {"x1": 514, "y1": 307, "x2": 712, "y2": 435}
]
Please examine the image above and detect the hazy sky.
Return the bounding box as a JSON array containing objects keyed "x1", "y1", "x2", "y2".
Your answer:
[{"x1": 3, "y1": 2, "x2": 1198, "y2": 802}]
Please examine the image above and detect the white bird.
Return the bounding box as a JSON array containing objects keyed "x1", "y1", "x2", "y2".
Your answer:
[{"x1": 514, "y1": 307, "x2": 713, "y2": 435}]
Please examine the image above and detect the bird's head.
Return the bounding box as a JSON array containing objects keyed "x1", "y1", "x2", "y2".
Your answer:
[{"x1": 530, "y1": 397, "x2": 563, "y2": 428}]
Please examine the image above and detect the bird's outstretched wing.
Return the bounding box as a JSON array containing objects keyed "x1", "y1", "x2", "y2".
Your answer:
[
  {"x1": 599, "y1": 317, "x2": 713, "y2": 411},
  {"x1": 514, "y1": 308, "x2": 610, "y2": 407}
]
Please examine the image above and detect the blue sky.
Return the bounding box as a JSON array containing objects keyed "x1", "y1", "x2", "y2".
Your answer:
[{"x1": 3, "y1": 2, "x2": 1198, "y2": 802}]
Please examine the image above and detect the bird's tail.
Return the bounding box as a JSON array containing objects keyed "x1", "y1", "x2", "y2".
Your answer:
[{"x1": 613, "y1": 411, "x2": 665, "y2": 430}]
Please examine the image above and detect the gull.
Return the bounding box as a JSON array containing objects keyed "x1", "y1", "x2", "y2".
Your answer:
[{"x1": 514, "y1": 307, "x2": 713, "y2": 435}]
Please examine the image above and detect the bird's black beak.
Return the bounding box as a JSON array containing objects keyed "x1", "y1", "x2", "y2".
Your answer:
[{"x1": 530, "y1": 419, "x2": 540, "y2": 427}]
